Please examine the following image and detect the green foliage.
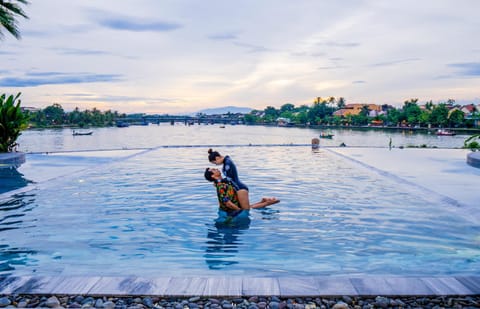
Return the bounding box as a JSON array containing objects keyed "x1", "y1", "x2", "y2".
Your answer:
[
  {"x1": 464, "y1": 134, "x2": 480, "y2": 151},
  {"x1": 0, "y1": 0, "x2": 29, "y2": 40},
  {"x1": 0, "y1": 92, "x2": 30, "y2": 152},
  {"x1": 29, "y1": 104, "x2": 119, "y2": 128},
  {"x1": 430, "y1": 104, "x2": 449, "y2": 127},
  {"x1": 448, "y1": 109, "x2": 465, "y2": 127}
]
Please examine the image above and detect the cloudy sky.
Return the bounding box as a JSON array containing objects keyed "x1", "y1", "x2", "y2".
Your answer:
[{"x1": 1, "y1": 0, "x2": 479, "y2": 114}]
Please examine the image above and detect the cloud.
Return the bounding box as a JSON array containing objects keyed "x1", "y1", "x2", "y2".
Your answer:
[
  {"x1": 0, "y1": 72, "x2": 122, "y2": 87},
  {"x1": 233, "y1": 42, "x2": 271, "y2": 53},
  {"x1": 95, "y1": 15, "x2": 182, "y2": 32},
  {"x1": 369, "y1": 58, "x2": 421, "y2": 67},
  {"x1": 208, "y1": 32, "x2": 238, "y2": 40},
  {"x1": 353, "y1": 80, "x2": 366, "y2": 84},
  {"x1": 54, "y1": 48, "x2": 110, "y2": 56},
  {"x1": 448, "y1": 62, "x2": 480, "y2": 76},
  {"x1": 317, "y1": 66, "x2": 348, "y2": 70},
  {"x1": 318, "y1": 41, "x2": 360, "y2": 48},
  {"x1": 62, "y1": 93, "x2": 182, "y2": 104}
]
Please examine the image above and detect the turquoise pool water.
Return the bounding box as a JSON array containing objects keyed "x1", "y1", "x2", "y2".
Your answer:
[{"x1": 1, "y1": 145, "x2": 479, "y2": 277}]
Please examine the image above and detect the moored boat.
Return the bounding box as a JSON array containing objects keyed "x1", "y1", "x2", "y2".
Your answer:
[
  {"x1": 72, "y1": 130, "x2": 93, "y2": 136},
  {"x1": 436, "y1": 129, "x2": 456, "y2": 136},
  {"x1": 319, "y1": 132, "x2": 334, "y2": 139}
]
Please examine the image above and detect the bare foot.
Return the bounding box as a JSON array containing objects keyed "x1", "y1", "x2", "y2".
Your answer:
[{"x1": 265, "y1": 198, "x2": 280, "y2": 206}]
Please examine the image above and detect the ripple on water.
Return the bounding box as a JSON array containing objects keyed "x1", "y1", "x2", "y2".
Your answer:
[{"x1": 0, "y1": 146, "x2": 479, "y2": 276}]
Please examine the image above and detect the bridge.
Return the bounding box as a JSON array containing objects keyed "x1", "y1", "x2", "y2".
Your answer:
[{"x1": 115, "y1": 114, "x2": 244, "y2": 125}]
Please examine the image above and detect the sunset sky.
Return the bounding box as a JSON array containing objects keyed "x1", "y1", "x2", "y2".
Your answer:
[{"x1": 1, "y1": 0, "x2": 479, "y2": 114}]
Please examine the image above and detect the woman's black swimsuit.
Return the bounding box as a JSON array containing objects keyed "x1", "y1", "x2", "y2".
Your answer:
[{"x1": 222, "y1": 155, "x2": 248, "y2": 191}]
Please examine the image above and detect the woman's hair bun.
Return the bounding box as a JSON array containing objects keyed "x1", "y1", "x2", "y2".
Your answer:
[{"x1": 208, "y1": 148, "x2": 213, "y2": 154}]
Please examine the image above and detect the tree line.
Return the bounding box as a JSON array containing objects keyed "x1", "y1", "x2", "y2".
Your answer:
[
  {"x1": 243, "y1": 97, "x2": 478, "y2": 128},
  {"x1": 27, "y1": 103, "x2": 124, "y2": 128}
]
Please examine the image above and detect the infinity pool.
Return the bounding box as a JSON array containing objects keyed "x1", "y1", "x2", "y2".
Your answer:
[{"x1": 1, "y1": 146, "x2": 479, "y2": 277}]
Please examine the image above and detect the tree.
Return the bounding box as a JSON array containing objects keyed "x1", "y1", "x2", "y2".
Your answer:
[
  {"x1": 337, "y1": 97, "x2": 346, "y2": 109},
  {"x1": 44, "y1": 103, "x2": 65, "y2": 125},
  {"x1": 464, "y1": 134, "x2": 480, "y2": 151},
  {"x1": 448, "y1": 109, "x2": 464, "y2": 128},
  {"x1": 244, "y1": 112, "x2": 259, "y2": 124},
  {"x1": 360, "y1": 105, "x2": 370, "y2": 117},
  {"x1": 0, "y1": 0, "x2": 29, "y2": 40},
  {"x1": 430, "y1": 104, "x2": 449, "y2": 127},
  {"x1": 402, "y1": 99, "x2": 421, "y2": 126},
  {"x1": 280, "y1": 103, "x2": 295, "y2": 113},
  {"x1": 0, "y1": 92, "x2": 29, "y2": 152},
  {"x1": 263, "y1": 106, "x2": 278, "y2": 123},
  {"x1": 386, "y1": 108, "x2": 401, "y2": 126}
]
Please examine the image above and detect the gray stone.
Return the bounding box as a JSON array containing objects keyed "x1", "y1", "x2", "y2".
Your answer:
[
  {"x1": 257, "y1": 302, "x2": 267, "y2": 309},
  {"x1": 332, "y1": 302, "x2": 348, "y2": 309},
  {"x1": 95, "y1": 298, "x2": 104, "y2": 308},
  {"x1": 248, "y1": 297, "x2": 258, "y2": 303},
  {"x1": 341, "y1": 296, "x2": 353, "y2": 305},
  {"x1": 46, "y1": 296, "x2": 61, "y2": 308},
  {"x1": 143, "y1": 297, "x2": 154, "y2": 308},
  {"x1": 269, "y1": 301, "x2": 280, "y2": 309},
  {"x1": 0, "y1": 297, "x2": 11, "y2": 308},
  {"x1": 103, "y1": 301, "x2": 115, "y2": 309},
  {"x1": 374, "y1": 296, "x2": 389, "y2": 309}
]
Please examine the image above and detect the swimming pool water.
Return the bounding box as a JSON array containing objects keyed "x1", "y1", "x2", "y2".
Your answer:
[{"x1": 1, "y1": 146, "x2": 479, "y2": 277}]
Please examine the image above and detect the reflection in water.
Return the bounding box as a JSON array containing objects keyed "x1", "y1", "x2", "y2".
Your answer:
[
  {"x1": 204, "y1": 218, "x2": 250, "y2": 270},
  {"x1": 0, "y1": 194, "x2": 38, "y2": 275},
  {"x1": 0, "y1": 167, "x2": 33, "y2": 194}
]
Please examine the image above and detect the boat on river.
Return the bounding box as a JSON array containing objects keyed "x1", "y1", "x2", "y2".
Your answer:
[
  {"x1": 72, "y1": 130, "x2": 93, "y2": 136},
  {"x1": 319, "y1": 132, "x2": 334, "y2": 139},
  {"x1": 436, "y1": 129, "x2": 456, "y2": 136}
]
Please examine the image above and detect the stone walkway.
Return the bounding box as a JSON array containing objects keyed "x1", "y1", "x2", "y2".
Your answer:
[{"x1": 0, "y1": 275, "x2": 479, "y2": 296}]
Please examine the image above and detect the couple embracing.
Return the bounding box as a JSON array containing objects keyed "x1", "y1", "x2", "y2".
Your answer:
[{"x1": 204, "y1": 149, "x2": 280, "y2": 224}]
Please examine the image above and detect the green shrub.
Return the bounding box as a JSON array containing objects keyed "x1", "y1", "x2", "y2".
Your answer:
[
  {"x1": 0, "y1": 93, "x2": 30, "y2": 152},
  {"x1": 464, "y1": 134, "x2": 480, "y2": 152}
]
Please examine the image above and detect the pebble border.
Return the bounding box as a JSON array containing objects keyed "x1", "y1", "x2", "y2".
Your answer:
[{"x1": 0, "y1": 294, "x2": 479, "y2": 308}]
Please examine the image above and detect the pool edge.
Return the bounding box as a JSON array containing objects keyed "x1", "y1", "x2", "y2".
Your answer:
[{"x1": 1, "y1": 275, "x2": 479, "y2": 296}]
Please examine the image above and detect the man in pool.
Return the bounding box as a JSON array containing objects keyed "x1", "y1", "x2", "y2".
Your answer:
[{"x1": 204, "y1": 168, "x2": 279, "y2": 223}]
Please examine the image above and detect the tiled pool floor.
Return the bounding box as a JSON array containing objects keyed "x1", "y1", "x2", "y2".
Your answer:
[{"x1": 1, "y1": 147, "x2": 479, "y2": 296}]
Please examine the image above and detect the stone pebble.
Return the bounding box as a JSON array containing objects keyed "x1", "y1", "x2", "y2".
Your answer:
[{"x1": 0, "y1": 295, "x2": 478, "y2": 308}]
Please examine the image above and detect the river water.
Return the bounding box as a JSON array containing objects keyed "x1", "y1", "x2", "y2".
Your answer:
[{"x1": 17, "y1": 124, "x2": 469, "y2": 153}]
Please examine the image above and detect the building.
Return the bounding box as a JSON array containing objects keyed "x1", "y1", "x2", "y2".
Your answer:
[{"x1": 333, "y1": 103, "x2": 382, "y2": 117}]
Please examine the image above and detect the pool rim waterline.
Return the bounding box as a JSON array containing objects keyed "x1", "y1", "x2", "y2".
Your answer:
[{"x1": 1, "y1": 145, "x2": 479, "y2": 296}]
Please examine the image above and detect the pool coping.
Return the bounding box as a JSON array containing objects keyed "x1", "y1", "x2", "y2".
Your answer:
[{"x1": 1, "y1": 275, "x2": 479, "y2": 296}]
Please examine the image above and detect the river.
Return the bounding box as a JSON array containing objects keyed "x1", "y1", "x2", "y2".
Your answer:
[{"x1": 17, "y1": 123, "x2": 470, "y2": 153}]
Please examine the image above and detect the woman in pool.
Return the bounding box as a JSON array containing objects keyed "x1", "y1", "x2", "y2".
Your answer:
[
  {"x1": 204, "y1": 167, "x2": 279, "y2": 216},
  {"x1": 207, "y1": 149, "x2": 278, "y2": 210}
]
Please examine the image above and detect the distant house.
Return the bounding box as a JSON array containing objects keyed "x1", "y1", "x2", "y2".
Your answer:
[
  {"x1": 333, "y1": 103, "x2": 382, "y2": 117},
  {"x1": 370, "y1": 119, "x2": 384, "y2": 126},
  {"x1": 461, "y1": 104, "x2": 477, "y2": 116},
  {"x1": 276, "y1": 117, "x2": 292, "y2": 126},
  {"x1": 21, "y1": 106, "x2": 40, "y2": 113}
]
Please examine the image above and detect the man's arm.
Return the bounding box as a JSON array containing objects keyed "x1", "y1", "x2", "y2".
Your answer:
[{"x1": 216, "y1": 182, "x2": 241, "y2": 211}]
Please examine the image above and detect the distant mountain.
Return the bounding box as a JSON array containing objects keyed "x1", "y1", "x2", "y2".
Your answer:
[{"x1": 196, "y1": 106, "x2": 252, "y2": 115}]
